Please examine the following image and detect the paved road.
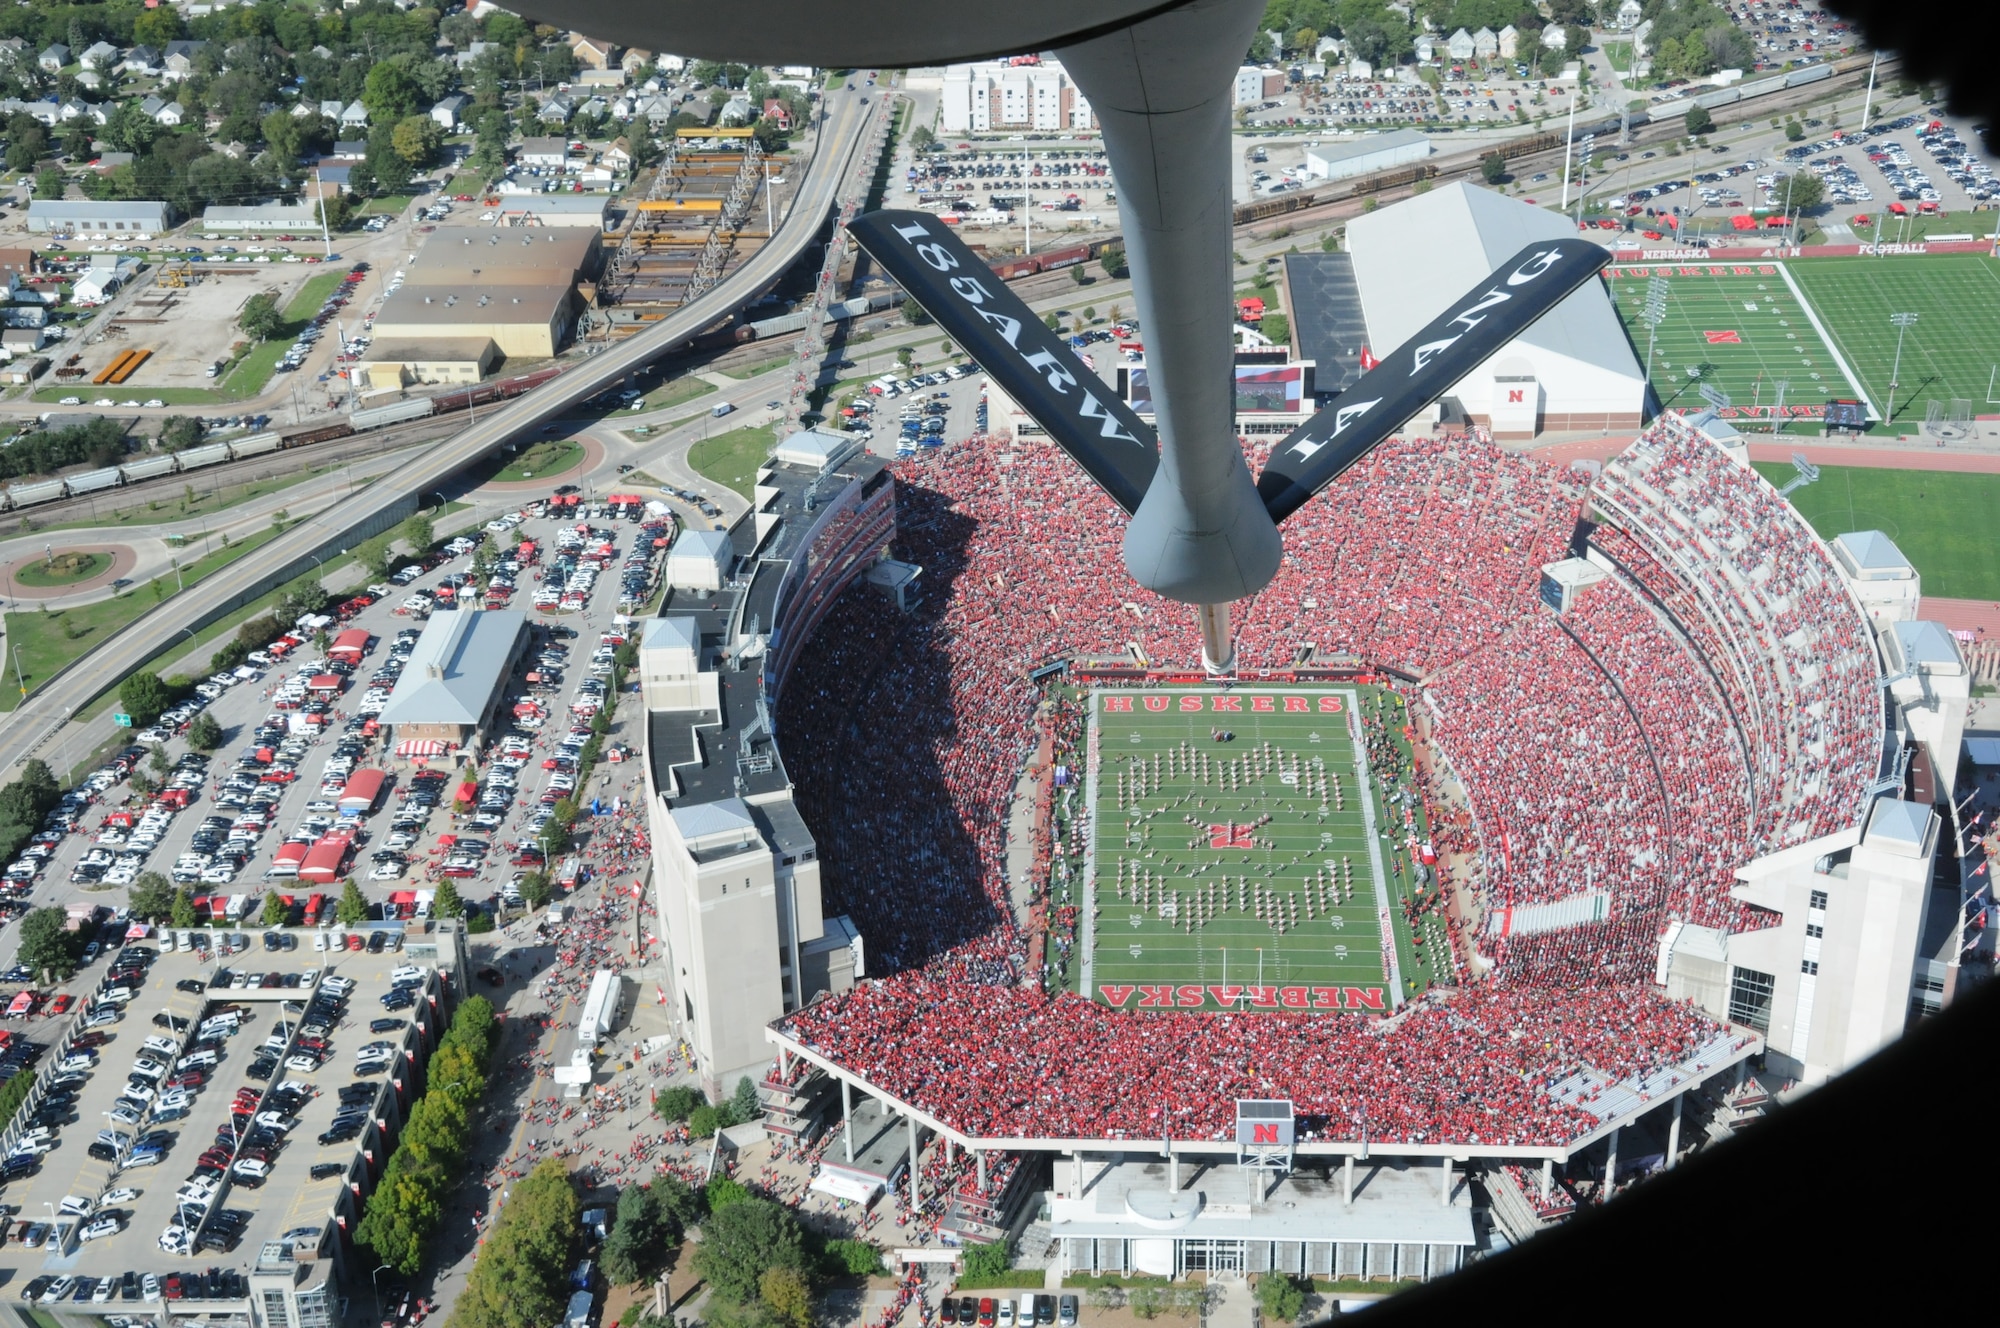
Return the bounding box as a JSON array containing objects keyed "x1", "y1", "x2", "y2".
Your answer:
[{"x1": 0, "y1": 88, "x2": 885, "y2": 779}]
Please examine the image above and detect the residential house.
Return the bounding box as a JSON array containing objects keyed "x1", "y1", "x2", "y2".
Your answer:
[
  {"x1": 454, "y1": 40, "x2": 495, "y2": 69},
  {"x1": 718, "y1": 94, "x2": 753, "y2": 127},
  {"x1": 331, "y1": 140, "x2": 367, "y2": 159},
  {"x1": 628, "y1": 93, "x2": 677, "y2": 126},
  {"x1": 432, "y1": 93, "x2": 469, "y2": 130},
  {"x1": 761, "y1": 98, "x2": 792, "y2": 131},
  {"x1": 21, "y1": 100, "x2": 59, "y2": 127},
  {"x1": 577, "y1": 68, "x2": 625, "y2": 90},
  {"x1": 311, "y1": 44, "x2": 334, "y2": 59},
  {"x1": 319, "y1": 99, "x2": 344, "y2": 119},
  {"x1": 1446, "y1": 27, "x2": 1475, "y2": 60},
  {"x1": 570, "y1": 35, "x2": 616, "y2": 70},
  {"x1": 1347, "y1": 58, "x2": 1372, "y2": 79},
  {"x1": 75, "y1": 70, "x2": 104, "y2": 92},
  {"x1": 38, "y1": 43, "x2": 69, "y2": 73},
  {"x1": 340, "y1": 101, "x2": 369, "y2": 130},
  {"x1": 0, "y1": 249, "x2": 35, "y2": 278},
  {"x1": 146, "y1": 97, "x2": 184, "y2": 126},
  {"x1": 1414, "y1": 33, "x2": 1436, "y2": 62},
  {"x1": 1498, "y1": 24, "x2": 1519, "y2": 58},
  {"x1": 313, "y1": 164, "x2": 352, "y2": 194},
  {"x1": 619, "y1": 49, "x2": 652, "y2": 75},
  {"x1": 1615, "y1": 0, "x2": 1644, "y2": 29},
  {"x1": 1472, "y1": 26, "x2": 1498, "y2": 58},
  {"x1": 59, "y1": 100, "x2": 109, "y2": 126},
  {"x1": 120, "y1": 45, "x2": 160, "y2": 75},
  {"x1": 0, "y1": 38, "x2": 27, "y2": 66},
  {"x1": 655, "y1": 54, "x2": 686, "y2": 72},
  {"x1": 1633, "y1": 20, "x2": 1654, "y2": 56},
  {"x1": 1, "y1": 327, "x2": 49, "y2": 358},
  {"x1": 538, "y1": 94, "x2": 574, "y2": 125},
  {"x1": 90, "y1": 151, "x2": 133, "y2": 173},
  {"x1": 517, "y1": 137, "x2": 569, "y2": 169},
  {"x1": 1541, "y1": 24, "x2": 1567, "y2": 49},
  {"x1": 77, "y1": 40, "x2": 120, "y2": 70},
  {"x1": 602, "y1": 140, "x2": 633, "y2": 171},
  {"x1": 576, "y1": 96, "x2": 610, "y2": 121},
  {"x1": 608, "y1": 95, "x2": 633, "y2": 120},
  {"x1": 162, "y1": 41, "x2": 209, "y2": 81}
]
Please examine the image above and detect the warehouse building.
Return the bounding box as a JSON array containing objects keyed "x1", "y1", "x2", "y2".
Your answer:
[
  {"x1": 404, "y1": 226, "x2": 601, "y2": 287},
  {"x1": 1338, "y1": 183, "x2": 1645, "y2": 437},
  {"x1": 378, "y1": 609, "x2": 530, "y2": 759},
  {"x1": 357, "y1": 337, "x2": 500, "y2": 389},
  {"x1": 1302, "y1": 128, "x2": 1433, "y2": 181},
  {"x1": 490, "y1": 194, "x2": 611, "y2": 229},
  {"x1": 27, "y1": 198, "x2": 170, "y2": 233},
  {"x1": 201, "y1": 201, "x2": 320, "y2": 231},
  {"x1": 368, "y1": 282, "x2": 576, "y2": 361}
]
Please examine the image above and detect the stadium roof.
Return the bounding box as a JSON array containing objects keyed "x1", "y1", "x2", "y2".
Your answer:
[
  {"x1": 1864, "y1": 797, "x2": 1934, "y2": 858},
  {"x1": 379, "y1": 610, "x2": 526, "y2": 726},
  {"x1": 1890, "y1": 620, "x2": 1961, "y2": 673},
  {"x1": 641, "y1": 615, "x2": 699, "y2": 653},
  {"x1": 671, "y1": 797, "x2": 757, "y2": 843},
  {"x1": 1343, "y1": 182, "x2": 1641, "y2": 389}
]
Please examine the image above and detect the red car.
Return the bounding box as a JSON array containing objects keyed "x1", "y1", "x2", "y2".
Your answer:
[{"x1": 47, "y1": 994, "x2": 74, "y2": 1016}]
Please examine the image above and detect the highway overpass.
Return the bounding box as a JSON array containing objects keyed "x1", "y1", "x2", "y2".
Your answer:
[{"x1": 0, "y1": 87, "x2": 887, "y2": 776}]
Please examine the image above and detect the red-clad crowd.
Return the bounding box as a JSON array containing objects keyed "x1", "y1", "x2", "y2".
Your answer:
[
  {"x1": 762, "y1": 412, "x2": 1873, "y2": 1148},
  {"x1": 776, "y1": 978, "x2": 1751, "y2": 1148}
]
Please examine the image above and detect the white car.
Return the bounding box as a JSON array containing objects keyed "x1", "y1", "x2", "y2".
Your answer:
[
  {"x1": 102, "y1": 1187, "x2": 139, "y2": 1205},
  {"x1": 232, "y1": 1157, "x2": 270, "y2": 1178},
  {"x1": 81, "y1": 1216, "x2": 123, "y2": 1242},
  {"x1": 143, "y1": 1275, "x2": 162, "y2": 1302},
  {"x1": 57, "y1": 1194, "x2": 94, "y2": 1217}
]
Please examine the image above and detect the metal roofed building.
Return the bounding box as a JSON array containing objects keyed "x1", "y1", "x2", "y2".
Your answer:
[
  {"x1": 406, "y1": 225, "x2": 602, "y2": 287},
  {"x1": 1301, "y1": 128, "x2": 1433, "y2": 181},
  {"x1": 200, "y1": 201, "x2": 320, "y2": 231},
  {"x1": 1343, "y1": 181, "x2": 1645, "y2": 437},
  {"x1": 27, "y1": 198, "x2": 171, "y2": 233},
  {"x1": 490, "y1": 193, "x2": 613, "y2": 229},
  {"x1": 1830, "y1": 529, "x2": 1920, "y2": 625},
  {"x1": 642, "y1": 443, "x2": 896, "y2": 1096},
  {"x1": 369, "y1": 281, "x2": 577, "y2": 360},
  {"x1": 378, "y1": 608, "x2": 530, "y2": 758}
]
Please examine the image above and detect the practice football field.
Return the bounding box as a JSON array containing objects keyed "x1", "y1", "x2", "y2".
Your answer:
[
  {"x1": 1753, "y1": 461, "x2": 2000, "y2": 600},
  {"x1": 1784, "y1": 255, "x2": 2000, "y2": 427},
  {"x1": 1083, "y1": 686, "x2": 1441, "y2": 1014},
  {"x1": 1605, "y1": 261, "x2": 1866, "y2": 421}
]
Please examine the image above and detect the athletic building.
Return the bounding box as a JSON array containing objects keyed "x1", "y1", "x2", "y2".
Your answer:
[
  {"x1": 377, "y1": 609, "x2": 530, "y2": 759},
  {"x1": 1336, "y1": 182, "x2": 1647, "y2": 438},
  {"x1": 642, "y1": 443, "x2": 898, "y2": 1097}
]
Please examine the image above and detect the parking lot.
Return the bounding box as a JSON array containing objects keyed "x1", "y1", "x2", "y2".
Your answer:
[
  {"x1": 0, "y1": 491, "x2": 669, "y2": 988},
  {"x1": 1777, "y1": 113, "x2": 1996, "y2": 223},
  {"x1": 0, "y1": 945, "x2": 435, "y2": 1311}
]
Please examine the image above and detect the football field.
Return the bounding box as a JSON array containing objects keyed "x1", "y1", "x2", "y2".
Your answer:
[
  {"x1": 1083, "y1": 685, "x2": 1440, "y2": 1015},
  {"x1": 1752, "y1": 461, "x2": 2000, "y2": 599},
  {"x1": 1606, "y1": 261, "x2": 1868, "y2": 421},
  {"x1": 1784, "y1": 255, "x2": 2000, "y2": 426}
]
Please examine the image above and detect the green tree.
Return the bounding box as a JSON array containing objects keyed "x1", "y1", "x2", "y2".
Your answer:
[
  {"x1": 261, "y1": 891, "x2": 290, "y2": 927},
  {"x1": 1480, "y1": 152, "x2": 1507, "y2": 184},
  {"x1": 960, "y1": 1239, "x2": 1013, "y2": 1280},
  {"x1": 452, "y1": 1158, "x2": 577, "y2": 1328},
  {"x1": 355, "y1": 533, "x2": 397, "y2": 580},
  {"x1": 18, "y1": 907, "x2": 82, "y2": 981},
  {"x1": 171, "y1": 887, "x2": 198, "y2": 929},
  {"x1": 363, "y1": 62, "x2": 423, "y2": 123},
  {"x1": 1784, "y1": 119, "x2": 1805, "y2": 142},
  {"x1": 262, "y1": 108, "x2": 305, "y2": 169},
  {"x1": 35, "y1": 167, "x2": 65, "y2": 200},
  {"x1": 688, "y1": 1104, "x2": 725, "y2": 1138},
  {"x1": 516, "y1": 870, "x2": 552, "y2": 907},
  {"x1": 431, "y1": 878, "x2": 465, "y2": 920},
  {"x1": 823, "y1": 1239, "x2": 882, "y2": 1277},
  {"x1": 601, "y1": 1182, "x2": 681, "y2": 1285},
  {"x1": 128, "y1": 871, "x2": 176, "y2": 922},
  {"x1": 159, "y1": 416, "x2": 205, "y2": 452},
  {"x1": 399, "y1": 512, "x2": 435, "y2": 556},
  {"x1": 0, "y1": 1067, "x2": 35, "y2": 1128},
  {"x1": 186, "y1": 712, "x2": 224, "y2": 751},
  {"x1": 1684, "y1": 104, "x2": 1715, "y2": 136},
  {"x1": 336, "y1": 878, "x2": 370, "y2": 925},
  {"x1": 357, "y1": 1160, "x2": 446, "y2": 1276},
  {"x1": 654, "y1": 1084, "x2": 704, "y2": 1124},
  {"x1": 759, "y1": 1268, "x2": 813, "y2": 1328},
  {"x1": 692, "y1": 1199, "x2": 809, "y2": 1305},
  {"x1": 730, "y1": 1076, "x2": 760, "y2": 1123},
  {"x1": 705, "y1": 1176, "x2": 750, "y2": 1213},
  {"x1": 392, "y1": 114, "x2": 443, "y2": 168},
  {"x1": 239, "y1": 292, "x2": 283, "y2": 340},
  {"x1": 1777, "y1": 172, "x2": 1824, "y2": 213},
  {"x1": 118, "y1": 672, "x2": 175, "y2": 727},
  {"x1": 1256, "y1": 1274, "x2": 1305, "y2": 1323}
]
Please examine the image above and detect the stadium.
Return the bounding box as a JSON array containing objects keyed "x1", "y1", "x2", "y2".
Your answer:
[{"x1": 637, "y1": 388, "x2": 1970, "y2": 1278}]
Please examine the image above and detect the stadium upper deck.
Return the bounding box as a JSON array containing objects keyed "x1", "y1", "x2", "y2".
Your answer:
[{"x1": 766, "y1": 411, "x2": 1887, "y2": 1153}]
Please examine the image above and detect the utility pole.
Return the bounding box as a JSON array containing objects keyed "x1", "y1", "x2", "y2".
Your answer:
[
  {"x1": 1859, "y1": 50, "x2": 1880, "y2": 129},
  {"x1": 1560, "y1": 89, "x2": 1579, "y2": 209},
  {"x1": 315, "y1": 165, "x2": 332, "y2": 258}
]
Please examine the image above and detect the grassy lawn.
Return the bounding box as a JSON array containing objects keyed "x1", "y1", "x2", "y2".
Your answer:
[
  {"x1": 1602, "y1": 40, "x2": 1634, "y2": 72},
  {"x1": 641, "y1": 376, "x2": 717, "y2": 410},
  {"x1": 14, "y1": 551, "x2": 110, "y2": 587},
  {"x1": 1755, "y1": 461, "x2": 2000, "y2": 599},
  {"x1": 688, "y1": 424, "x2": 776, "y2": 498},
  {"x1": 284, "y1": 270, "x2": 351, "y2": 320},
  {"x1": 356, "y1": 193, "x2": 420, "y2": 218},
  {"x1": 492, "y1": 438, "x2": 585, "y2": 483},
  {"x1": 0, "y1": 525, "x2": 284, "y2": 711},
  {"x1": 32, "y1": 384, "x2": 234, "y2": 406}
]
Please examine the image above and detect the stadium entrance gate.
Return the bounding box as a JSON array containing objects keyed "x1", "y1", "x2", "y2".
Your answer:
[{"x1": 1182, "y1": 1239, "x2": 1246, "y2": 1274}]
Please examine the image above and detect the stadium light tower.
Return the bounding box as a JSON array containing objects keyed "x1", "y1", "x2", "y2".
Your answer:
[
  {"x1": 528, "y1": 0, "x2": 1609, "y2": 670},
  {"x1": 1887, "y1": 312, "x2": 1918, "y2": 415}
]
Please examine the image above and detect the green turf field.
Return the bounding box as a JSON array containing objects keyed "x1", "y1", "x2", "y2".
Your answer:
[
  {"x1": 1783, "y1": 255, "x2": 2000, "y2": 428},
  {"x1": 1754, "y1": 461, "x2": 2000, "y2": 599},
  {"x1": 1605, "y1": 261, "x2": 1865, "y2": 422},
  {"x1": 1084, "y1": 685, "x2": 1442, "y2": 1014}
]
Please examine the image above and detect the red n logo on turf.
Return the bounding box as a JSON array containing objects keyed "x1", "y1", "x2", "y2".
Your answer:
[{"x1": 1208, "y1": 824, "x2": 1255, "y2": 849}]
